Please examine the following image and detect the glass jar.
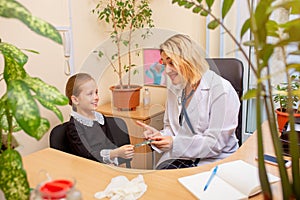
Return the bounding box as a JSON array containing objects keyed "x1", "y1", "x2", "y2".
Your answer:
[{"x1": 30, "y1": 178, "x2": 82, "y2": 200}]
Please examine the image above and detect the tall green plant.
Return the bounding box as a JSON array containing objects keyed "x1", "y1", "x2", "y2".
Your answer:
[
  {"x1": 0, "y1": 0, "x2": 68, "y2": 199},
  {"x1": 172, "y1": 0, "x2": 300, "y2": 199},
  {"x1": 92, "y1": 0, "x2": 154, "y2": 88}
]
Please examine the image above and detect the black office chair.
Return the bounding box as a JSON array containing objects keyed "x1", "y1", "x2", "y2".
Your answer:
[
  {"x1": 49, "y1": 116, "x2": 132, "y2": 168},
  {"x1": 206, "y1": 58, "x2": 244, "y2": 146},
  {"x1": 49, "y1": 122, "x2": 71, "y2": 153}
]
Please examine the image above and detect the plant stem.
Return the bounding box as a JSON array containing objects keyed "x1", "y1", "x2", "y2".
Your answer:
[
  {"x1": 127, "y1": 0, "x2": 136, "y2": 87},
  {"x1": 0, "y1": 127, "x2": 2, "y2": 151},
  {"x1": 110, "y1": 0, "x2": 123, "y2": 87},
  {"x1": 4, "y1": 106, "x2": 12, "y2": 150},
  {"x1": 265, "y1": 42, "x2": 292, "y2": 198},
  {"x1": 281, "y1": 46, "x2": 300, "y2": 198},
  {"x1": 248, "y1": 0, "x2": 273, "y2": 197}
]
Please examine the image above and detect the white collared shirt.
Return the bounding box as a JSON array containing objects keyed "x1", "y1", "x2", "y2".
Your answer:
[{"x1": 157, "y1": 70, "x2": 240, "y2": 166}]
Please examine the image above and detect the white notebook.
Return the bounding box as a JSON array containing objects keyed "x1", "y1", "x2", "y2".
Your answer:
[{"x1": 178, "y1": 160, "x2": 280, "y2": 200}]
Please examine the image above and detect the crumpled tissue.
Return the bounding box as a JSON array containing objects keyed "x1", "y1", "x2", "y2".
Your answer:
[{"x1": 94, "y1": 175, "x2": 147, "y2": 200}]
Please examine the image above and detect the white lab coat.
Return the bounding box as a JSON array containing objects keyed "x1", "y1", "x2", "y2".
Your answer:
[{"x1": 156, "y1": 70, "x2": 240, "y2": 167}]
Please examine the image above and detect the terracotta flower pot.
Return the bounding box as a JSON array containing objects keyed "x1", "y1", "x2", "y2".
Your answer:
[
  {"x1": 275, "y1": 108, "x2": 300, "y2": 133},
  {"x1": 110, "y1": 85, "x2": 142, "y2": 111}
]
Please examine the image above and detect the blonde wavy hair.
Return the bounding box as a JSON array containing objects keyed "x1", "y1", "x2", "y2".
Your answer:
[{"x1": 160, "y1": 34, "x2": 209, "y2": 88}]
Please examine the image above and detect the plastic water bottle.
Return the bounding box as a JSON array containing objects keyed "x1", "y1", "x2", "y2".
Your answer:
[{"x1": 143, "y1": 88, "x2": 151, "y2": 109}]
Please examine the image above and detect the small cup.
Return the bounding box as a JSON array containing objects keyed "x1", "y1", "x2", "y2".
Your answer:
[{"x1": 31, "y1": 177, "x2": 82, "y2": 200}]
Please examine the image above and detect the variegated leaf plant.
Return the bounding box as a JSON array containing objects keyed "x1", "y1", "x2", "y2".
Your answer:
[{"x1": 0, "y1": 0, "x2": 68, "y2": 199}]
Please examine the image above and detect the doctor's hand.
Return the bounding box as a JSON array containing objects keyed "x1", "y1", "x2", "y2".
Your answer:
[
  {"x1": 151, "y1": 136, "x2": 173, "y2": 152},
  {"x1": 135, "y1": 121, "x2": 161, "y2": 139}
]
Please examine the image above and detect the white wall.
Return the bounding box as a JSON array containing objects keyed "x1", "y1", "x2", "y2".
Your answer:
[{"x1": 1, "y1": 0, "x2": 206, "y2": 156}]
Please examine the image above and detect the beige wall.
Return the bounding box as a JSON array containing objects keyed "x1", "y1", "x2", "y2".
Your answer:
[
  {"x1": 1, "y1": 0, "x2": 71, "y2": 155},
  {"x1": 1, "y1": 0, "x2": 208, "y2": 155}
]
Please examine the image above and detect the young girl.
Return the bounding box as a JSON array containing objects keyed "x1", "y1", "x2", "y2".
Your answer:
[{"x1": 65, "y1": 73, "x2": 134, "y2": 165}]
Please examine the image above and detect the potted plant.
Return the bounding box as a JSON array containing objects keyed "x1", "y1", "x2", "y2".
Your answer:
[
  {"x1": 274, "y1": 74, "x2": 300, "y2": 132},
  {"x1": 0, "y1": 0, "x2": 68, "y2": 199},
  {"x1": 172, "y1": 0, "x2": 300, "y2": 199},
  {"x1": 92, "y1": 0, "x2": 154, "y2": 110}
]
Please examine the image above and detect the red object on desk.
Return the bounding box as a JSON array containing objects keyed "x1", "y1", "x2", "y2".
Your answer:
[{"x1": 39, "y1": 179, "x2": 73, "y2": 199}]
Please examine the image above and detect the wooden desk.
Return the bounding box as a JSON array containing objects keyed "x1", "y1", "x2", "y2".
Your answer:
[
  {"x1": 97, "y1": 103, "x2": 165, "y2": 169},
  {"x1": 23, "y1": 121, "x2": 285, "y2": 200}
]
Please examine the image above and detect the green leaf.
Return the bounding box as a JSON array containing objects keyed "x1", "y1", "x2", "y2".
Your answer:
[
  {"x1": 254, "y1": 1, "x2": 273, "y2": 45},
  {"x1": 29, "y1": 118, "x2": 50, "y2": 140},
  {"x1": 242, "y1": 89, "x2": 257, "y2": 100},
  {"x1": 3, "y1": 56, "x2": 27, "y2": 83},
  {"x1": 222, "y1": 0, "x2": 234, "y2": 19},
  {"x1": 207, "y1": 19, "x2": 219, "y2": 29},
  {"x1": 0, "y1": 112, "x2": 22, "y2": 133},
  {"x1": 24, "y1": 77, "x2": 68, "y2": 106},
  {"x1": 0, "y1": 149, "x2": 23, "y2": 169},
  {"x1": 266, "y1": 20, "x2": 279, "y2": 38},
  {"x1": 133, "y1": 69, "x2": 139, "y2": 75},
  {"x1": 192, "y1": 6, "x2": 202, "y2": 14},
  {"x1": 123, "y1": 40, "x2": 129, "y2": 46},
  {"x1": 22, "y1": 48, "x2": 39, "y2": 54},
  {"x1": 7, "y1": 80, "x2": 40, "y2": 135},
  {"x1": 243, "y1": 40, "x2": 255, "y2": 47},
  {"x1": 289, "y1": 50, "x2": 300, "y2": 55},
  {"x1": 35, "y1": 96, "x2": 64, "y2": 122},
  {"x1": 98, "y1": 51, "x2": 104, "y2": 58},
  {"x1": 184, "y1": 2, "x2": 194, "y2": 9},
  {"x1": 279, "y1": 18, "x2": 300, "y2": 30},
  {"x1": 273, "y1": 0, "x2": 300, "y2": 15},
  {"x1": 280, "y1": 18, "x2": 300, "y2": 42},
  {"x1": 206, "y1": 0, "x2": 214, "y2": 9},
  {"x1": 0, "y1": 0, "x2": 62, "y2": 44},
  {"x1": 0, "y1": 149, "x2": 30, "y2": 200},
  {"x1": 111, "y1": 53, "x2": 118, "y2": 60},
  {"x1": 240, "y1": 18, "x2": 250, "y2": 39},
  {"x1": 287, "y1": 63, "x2": 300, "y2": 71},
  {"x1": 261, "y1": 44, "x2": 274, "y2": 67},
  {"x1": 178, "y1": 0, "x2": 187, "y2": 7},
  {"x1": 200, "y1": 10, "x2": 208, "y2": 16},
  {"x1": 0, "y1": 42, "x2": 28, "y2": 68}
]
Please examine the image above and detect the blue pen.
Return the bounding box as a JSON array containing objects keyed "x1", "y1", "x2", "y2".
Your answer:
[{"x1": 203, "y1": 165, "x2": 218, "y2": 191}]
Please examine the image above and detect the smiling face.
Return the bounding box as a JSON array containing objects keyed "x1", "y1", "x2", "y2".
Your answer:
[
  {"x1": 71, "y1": 79, "x2": 99, "y2": 118},
  {"x1": 161, "y1": 51, "x2": 186, "y2": 88},
  {"x1": 159, "y1": 34, "x2": 209, "y2": 89}
]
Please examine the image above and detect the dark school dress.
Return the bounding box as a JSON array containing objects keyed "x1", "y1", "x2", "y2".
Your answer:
[{"x1": 66, "y1": 116, "x2": 117, "y2": 163}]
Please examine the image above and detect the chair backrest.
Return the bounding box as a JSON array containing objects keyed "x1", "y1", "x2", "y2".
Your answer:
[
  {"x1": 49, "y1": 117, "x2": 132, "y2": 168},
  {"x1": 206, "y1": 58, "x2": 244, "y2": 146},
  {"x1": 49, "y1": 122, "x2": 71, "y2": 153}
]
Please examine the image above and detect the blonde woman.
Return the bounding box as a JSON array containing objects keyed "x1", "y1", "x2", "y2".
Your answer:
[{"x1": 137, "y1": 34, "x2": 240, "y2": 169}]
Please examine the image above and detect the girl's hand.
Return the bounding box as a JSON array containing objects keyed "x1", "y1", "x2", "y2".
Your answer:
[
  {"x1": 151, "y1": 136, "x2": 173, "y2": 152},
  {"x1": 136, "y1": 121, "x2": 161, "y2": 139},
  {"x1": 111, "y1": 145, "x2": 134, "y2": 159}
]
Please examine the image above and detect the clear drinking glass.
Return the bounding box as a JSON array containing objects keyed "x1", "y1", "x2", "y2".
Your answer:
[{"x1": 30, "y1": 175, "x2": 82, "y2": 200}]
